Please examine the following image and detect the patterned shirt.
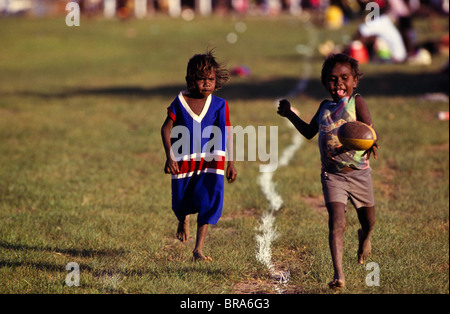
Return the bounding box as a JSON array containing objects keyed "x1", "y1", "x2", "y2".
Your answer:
[{"x1": 316, "y1": 94, "x2": 370, "y2": 172}]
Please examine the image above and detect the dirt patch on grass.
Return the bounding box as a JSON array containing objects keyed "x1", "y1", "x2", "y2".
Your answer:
[
  {"x1": 233, "y1": 264, "x2": 304, "y2": 294},
  {"x1": 302, "y1": 195, "x2": 326, "y2": 211},
  {"x1": 233, "y1": 247, "x2": 308, "y2": 294},
  {"x1": 372, "y1": 158, "x2": 398, "y2": 199},
  {"x1": 233, "y1": 277, "x2": 276, "y2": 294},
  {"x1": 233, "y1": 277, "x2": 303, "y2": 294},
  {"x1": 428, "y1": 141, "x2": 449, "y2": 152}
]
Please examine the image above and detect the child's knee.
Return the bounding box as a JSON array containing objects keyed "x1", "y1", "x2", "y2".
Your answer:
[{"x1": 330, "y1": 219, "x2": 346, "y2": 233}]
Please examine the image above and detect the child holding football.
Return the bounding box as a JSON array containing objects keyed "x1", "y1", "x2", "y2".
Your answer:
[
  {"x1": 277, "y1": 53, "x2": 378, "y2": 289},
  {"x1": 161, "y1": 50, "x2": 237, "y2": 262}
]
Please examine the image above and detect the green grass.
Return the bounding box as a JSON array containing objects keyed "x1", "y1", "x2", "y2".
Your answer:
[{"x1": 0, "y1": 14, "x2": 448, "y2": 294}]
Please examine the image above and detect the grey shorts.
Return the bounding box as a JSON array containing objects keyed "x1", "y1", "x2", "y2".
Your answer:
[{"x1": 321, "y1": 167, "x2": 375, "y2": 209}]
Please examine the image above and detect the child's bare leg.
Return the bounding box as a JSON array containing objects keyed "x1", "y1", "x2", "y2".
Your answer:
[
  {"x1": 193, "y1": 223, "x2": 212, "y2": 261},
  {"x1": 356, "y1": 206, "x2": 375, "y2": 264},
  {"x1": 176, "y1": 215, "x2": 189, "y2": 243},
  {"x1": 326, "y1": 202, "x2": 346, "y2": 289}
]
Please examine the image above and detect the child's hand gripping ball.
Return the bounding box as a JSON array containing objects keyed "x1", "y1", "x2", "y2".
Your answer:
[{"x1": 337, "y1": 121, "x2": 377, "y2": 151}]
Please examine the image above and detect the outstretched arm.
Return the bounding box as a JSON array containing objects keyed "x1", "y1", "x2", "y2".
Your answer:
[{"x1": 277, "y1": 99, "x2": 319, "y2": 140}]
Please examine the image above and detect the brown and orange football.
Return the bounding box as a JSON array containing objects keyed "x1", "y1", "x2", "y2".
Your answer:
[{"x1": 337, "y1": 121, "x2": 377, "y2": 151}]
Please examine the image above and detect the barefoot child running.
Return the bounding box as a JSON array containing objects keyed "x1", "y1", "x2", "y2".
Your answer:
[
  {"x1": 277, "y1": 53, "x2": 378, "y2": 289},
  {"x1": 161, "y1": 51, "x2": 237, "y2": 262}
]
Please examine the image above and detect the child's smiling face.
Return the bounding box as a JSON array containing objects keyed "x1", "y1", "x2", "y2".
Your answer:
[{"x1": 325, "y1": 63, "x2": 358, "y2": 102}]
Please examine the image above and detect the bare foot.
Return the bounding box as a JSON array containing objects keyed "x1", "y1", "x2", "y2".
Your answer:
[
  {"x1": 193, "y1": 251, "x2": 212, "y2": 262},
  {"x1": 176, "y1": 218, "x2": 189, "y2": 243},
  {"x1": 328, "y1": 279, "x2": 345, "y2": 290},
  {"x1": 358, "y1": 228, "x2": 372, "y2": 264}
]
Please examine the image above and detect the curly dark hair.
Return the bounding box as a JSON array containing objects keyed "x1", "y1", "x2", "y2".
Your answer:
[
  {"x1": 185, "y1": 49, "x2": 230, "y2": 91},
  {"x1": 321, "y1": 53, "x2": 363, "y2": 87}
]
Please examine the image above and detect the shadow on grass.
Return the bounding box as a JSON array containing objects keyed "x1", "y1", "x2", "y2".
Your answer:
[
  {"x1": 0, "y1": 241, "x2": 127, "y2": 258},
  {"x1": 10, "y1": 70, "x2": 449, "y2": 102},
  {"x1": 0, "y1": 241, "x2": 226, "y2": 279}
]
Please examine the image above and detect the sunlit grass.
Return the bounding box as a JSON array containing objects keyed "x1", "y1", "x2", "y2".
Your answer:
[{"x1": 0, "y1": 14, "x2": 448, "y2": 294}]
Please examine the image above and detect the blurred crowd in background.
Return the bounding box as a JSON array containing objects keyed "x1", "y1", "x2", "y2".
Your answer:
[
  {"x1": 1, "y1": 0, "x2": 448, "y2": 19},
  {"x1": 1, "y1": 0, "x2": 448, "y2": 67}
]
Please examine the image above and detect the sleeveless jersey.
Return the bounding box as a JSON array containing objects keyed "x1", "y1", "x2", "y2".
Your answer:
[
  {"x1": 167, "y1": 92, "x2": 230, "y2": 225},
  {"x1": 316, "y1": 94, "x2": 370, "y2": 173}
]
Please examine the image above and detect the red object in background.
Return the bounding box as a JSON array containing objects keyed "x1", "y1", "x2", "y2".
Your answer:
[
  {"x1": 230, "y1": 65, "x2": 250, "y2": 77},
  {"x1": 349, "y1": 41, "x2": 369, "y2": 64}
]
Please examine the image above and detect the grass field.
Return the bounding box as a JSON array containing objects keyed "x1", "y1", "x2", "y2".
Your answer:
[{"x1": 0, "y1": 13, "x2": 448, "y2": 294}]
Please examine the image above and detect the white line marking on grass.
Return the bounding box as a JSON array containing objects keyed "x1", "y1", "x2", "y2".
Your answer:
[
  {"x1": 255, "y1": 22, "x2": 316, "y2": 290},
  {"x1": 255, "y1": 121, "x2": 303, "y2": 292}
]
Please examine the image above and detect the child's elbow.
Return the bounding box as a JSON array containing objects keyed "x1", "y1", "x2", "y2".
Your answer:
[
  {"x1": 161, "y1": 124, "x2": 170, "y2": 138},
  {"x1": 161, "y1": 120, "x2": 172, "y2": 133}
]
